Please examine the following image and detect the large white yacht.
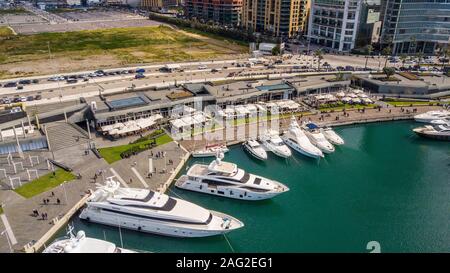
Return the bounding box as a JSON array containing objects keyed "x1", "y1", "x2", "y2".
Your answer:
[
  {"x1": 413, "y1": 123, "x2": 450, "y2": 141},
  {"x1": 259, "y1": 129, "x2": 292, "y2": 158},
  {"x1": 414, "y1": 110, "x2": 450, "y2": 123},
  {"x1": 192, "y1": 144, "x2": 229, "y2": 158},
  {"x1": 281, "y1": 117, "x2": 324, "y2": 159},
  {"x1": 43, "y1": 227, "x2": 136, "y2": 253},
  {"x1": 303, "y1": 123, "x2": 335, "y2": 153},
  {"x1": 320, "y1": 127, "x2": 345, "y2": 145},
  {"x1": 79, "y1": 178, "x2": 244, "y2": 237},
  {"x1": 176, "y1": 153, "x2": 288, "y2": 200}
]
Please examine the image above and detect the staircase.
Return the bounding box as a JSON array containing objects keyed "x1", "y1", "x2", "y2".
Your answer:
[{"x1": 45, "y1": 122, "x2": 89, "y2": 151}]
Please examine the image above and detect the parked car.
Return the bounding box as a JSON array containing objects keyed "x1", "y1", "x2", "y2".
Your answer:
[
  {"x1": 17, "y1": 85, "x2": 23, "y2": 90},
  {"x1": 67, "y1": 79, "x2": 78, "y2": 84},
  {"x1": 34, "y1": 94, "x2": 42, "y2": 100},
  {"x1": 19, "y1": 79, "x2": 31, "y2": 85},
  {"x1": 26, "y1": 96, "x2": 34, "y2": 101},
  {"x1": 4, "y1": 82, "x2": 17, "y2": 88},
  {"x1": 211, "y1": 68, "x2": 219, "y2": 73},
  {"x1": 198, "y1": 65, "x2": 208, "y2": 70},
  {"x1": 135, "y1": 73, "x2": 145, "y2": 79},
  {"x1": 136, "y1": 68, "x2": 145, "y2": 73},
  {"x1": 32, "y1": 79, "x2": 39, "y2": 84}
]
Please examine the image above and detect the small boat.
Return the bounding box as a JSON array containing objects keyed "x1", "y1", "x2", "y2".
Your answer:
[
  {"x1": 259, "y1": 130, "x2": 292, "y2": 158},
  {"x1": 413, "y1": 124, "x2": 450, "y2": 141},
  {"x1": 320, "y1": 127, "x2": 344, "y2": 145},
  {"x1": 43, "y1": 226, "x2": 136, "y2": 253},
  {"x1": 414, "y1": 110, "x2": 450, "y2": 123},
  {"x1": 243, "y1": 139, "x2": 267, "y2": 160},
  {"x1": 429, "y1": 118, "x2": 450, "y2": 125},
  {"x1": 303, "y1": 123, "x2": 335, "y2": 153},
  {"x1": 281, "y1": 117, "x2": 324, "y2": 159},
  {"x1": 192, "y1": 143, "x2": 229, "y2": 158}
]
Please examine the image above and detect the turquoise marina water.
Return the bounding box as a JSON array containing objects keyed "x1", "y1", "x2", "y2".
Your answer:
[{"x1": 62, "y1": 121, "x2": 450, "y2": 252}]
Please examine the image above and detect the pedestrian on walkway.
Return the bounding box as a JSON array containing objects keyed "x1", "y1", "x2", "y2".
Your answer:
[
  {"x1": 129, "y1": 178, "x2": 133, "y2": 184},
  {"x1": 41, "y1": 212, "x2": 45, "y2": 220},
  {"x1": 51, "y1": 191, "x2": 55, "y2": 197},
  {"x1": 46, "y1": 198, "x2": 50, "y2": 204},
  {"x1": 43, "y1": 198, "x2": 47, "y2": 205},
  {"x1": 56, "y1": 198, "x2": 60, "y2": 205}
]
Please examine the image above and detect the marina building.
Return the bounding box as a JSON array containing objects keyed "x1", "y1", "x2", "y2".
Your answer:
[
  {"x1": 307, "y1": 0, "x2": 363, "y2": 51},
  {"x1": 380, "y1": 0, "x2": 450, "y2": 55},
  {"x1": 184, "y1": 0, "x2": 243, "y2": 26},
  {"x1": 140, "y1": 0, "x2": 179, "y2": 10},
  {"x1": 241, "y1": 0, "x2": 310, "y2": 38}
]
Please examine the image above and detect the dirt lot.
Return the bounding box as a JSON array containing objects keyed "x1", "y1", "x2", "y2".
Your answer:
[{"x1": 0, "y1": 25, "x2": 247, "y2": 78}]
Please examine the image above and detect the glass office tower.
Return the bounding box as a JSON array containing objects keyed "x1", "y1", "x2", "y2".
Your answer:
[{"x1": 380, "y1": 0, "x2": 450, "y2": 55}]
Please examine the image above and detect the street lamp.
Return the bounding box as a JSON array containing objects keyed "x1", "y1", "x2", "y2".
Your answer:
[
  {"x1": 61, "y1": 181, "x2": 68, "y2": 205},
  {"x1": 0, "y1": 230, "x2": 13, "y2": 253}
]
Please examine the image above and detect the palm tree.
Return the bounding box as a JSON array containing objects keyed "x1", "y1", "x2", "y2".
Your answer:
[
  {"x1": 314, "y1": 49, "x2": 324, "y2": 70},
  {"x1": 364, "y1": 45, "x2": 373, "y2": 69},
  {"x1": 399, "y1": 54, "x2": 408, "y2": 68},
  {"x1": 416, "y1": 51, "x2": 424, "y2": 68},
  {"x1": 382, "y1": 46, "x2": 392, "y2": 68}
]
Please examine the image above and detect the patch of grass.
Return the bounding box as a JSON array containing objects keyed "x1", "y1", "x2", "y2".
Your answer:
[
  {"x1": 0, "y1": 26, "x2": 14, "y2": 39},
  {"x1": 0, "y1": 206, "x2": 3, "y2": 215},
  {"x1": 14, "y1": 169, "x2": 76, "y2": 199},
  {"x1": 99, "y1": 133, "x2": 173, "y2": 164},
  {"x1": 0, "y1": 25, "x2": 244, "y2": 67},
  {"x1": 319, "y1": 103, "x2": 376, "y2": 112},
  {"x1": 385, "y1": 101, "x2": 438, "y2": 106},
  {"x1": 0, "y1": 8, "x2": 29, "y2": 15}
]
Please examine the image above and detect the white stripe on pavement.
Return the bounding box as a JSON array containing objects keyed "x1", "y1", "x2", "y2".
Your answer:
[
  {"x1": 109, "y1": 168, "x2": 129, "y2": 188},
  {"x1": 131, "y1": 167, "x2": 149, "y2": 188},
  {"x1": 1, "y1": 214, "x2": 17, "y2": 245}
]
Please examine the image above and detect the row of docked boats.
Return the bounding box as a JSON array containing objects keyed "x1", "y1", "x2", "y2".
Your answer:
[
  {"x1": 243, "y1": 117, "x2": 344, "y2": 160},
  {"x1": 413, "y1": 110, "x2": 450, "y2": 141}
]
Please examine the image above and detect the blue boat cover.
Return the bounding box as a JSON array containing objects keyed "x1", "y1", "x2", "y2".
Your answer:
[{"x1": 306, "y1": 123, "x2": 318, "y2": 129}]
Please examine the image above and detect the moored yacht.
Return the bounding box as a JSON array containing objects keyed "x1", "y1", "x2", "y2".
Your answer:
[
  {"x1": 79, "y1": 178, "x2": 244, "y2": 237},
  {"x1": 176, "y1": 153, "x2": 288, "y2": 200},
  {"x1": 320, "y1": 127, "x2": 345, "y2": 145},
  {"x1": 242, "y1": 139, "x2": 267, "y2": 160},
  {"x1": 259, "y1": 130, "x2": 292, "y2": 158},
  {"x1": 414, "y1": 110, "x2": 450, "y2": 123},
  {"x1": 281, "y1": 117, "x2": 323, "y2": 159},
  {"x1": 303, "y1": 123, "x2": 335, "y2": 153},
  {"x1": 192, "y1": 144, "x2": 229, "y2": 158},
  {"x1": 43, "y1": 227, "x2": 136, "y2": 253},
  {"x1": 413, "y1": 123, "x2": 450, "y2": 141}
]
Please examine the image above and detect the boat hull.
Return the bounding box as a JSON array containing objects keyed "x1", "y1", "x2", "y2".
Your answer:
[
  {"x1": 176, "y1": 182, "x2": 282, "y2": 201},
  {"x1": 79, "y1": 207, "x2": 242, "y2": 238},
  {"x1": 282, "y1": 137, "x2": 323, "y2": 159},
  {"x1": 243, "y1": 143, "x2": 267, "y2": 161},
  {"x1": 414, "y1": 130, "x2": 450, "y2": 141}
]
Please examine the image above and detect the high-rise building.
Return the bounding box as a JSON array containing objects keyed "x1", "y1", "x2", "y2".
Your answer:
[
  {"x1": 141, "y1": 0, "x2": 178, "y2": 10},
  {"x1": 184, "y1": 0, "x2": 243, "y2": 26},
  {"x1": 241, "y1": 0, "x2": 310, "y2": 38},
  {"x1": 356, "y1": 0, "x2": 381, "y2": 47},
  {"x1": 380, "y1": 0, "x2": 450, "y2": 55},
  {"x1": 307, "y1": 0, "x2": 363, "y2": 52}
]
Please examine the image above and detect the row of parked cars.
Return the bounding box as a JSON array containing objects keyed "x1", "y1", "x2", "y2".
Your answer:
[
  {"x1": 49, "y1": 68, "x2": 148, "y2": 83},
  {"x1": 1, "y1": 79, "x2": 40, "y2": 89},
  {"x1": 0, "y1": 94, "x2": 42, "y2": 105}
]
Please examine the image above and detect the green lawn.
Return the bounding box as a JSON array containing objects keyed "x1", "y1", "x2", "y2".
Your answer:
[
  {"x1": 319, "y1": 103, "x2": 376, "y2": 112},
  {"x1": 0, "y1": 206, "x2": 3, "y2": 215},
  {"x1": 14, "y1": 169, "x2": 76, "y2": 199},
  {"x1": 385, "y1": 101, "x2": 438, "y2": 106},
  {"x1": 99, "y1": 133, "x2": 173, "y2": 164}
]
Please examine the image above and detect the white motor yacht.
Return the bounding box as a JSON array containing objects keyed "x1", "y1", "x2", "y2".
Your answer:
[
  {"x1": 414, "y1": 110, "x2": 450, "y2": 123},
  {"x1": 79, "y1": 178, "x2": 244, "y2": 237},
  {"x1": 281, "y1": 117, "x2": 324, "y2": 159},
  {"x1": 413, "y1": 124, "x2": 450, "y2": 141},
  {"x1": 303, "y1": 123, "x2": 335, "y2": 153},
  {"x1": 192, "y1": 144, "x2": 229, "y2": 158},
  {"x1": 242, "y1": 139, "x2": 267, "y2": 160},
  {"x1": 176, "y1": 153, "x2": 288, "y2": 200},
  {"x1": 259, "y1": 130, "x2": 292, "y2": 158},
  {"x1": 43, "y1": 227, "x2": 136, "y2": 253},
  {"x1": 320, "y1": 127, "x2": 345, "y2": 145}
]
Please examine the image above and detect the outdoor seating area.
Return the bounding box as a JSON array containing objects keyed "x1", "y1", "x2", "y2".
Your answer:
[
  {"x1": 216, "y1": 99, "x2": 302, "y2": 119},
  {"x1": 304, "y1": 89, "x2": 374, "y2": 108},
  {"x1": 99, "y1": 114, "x2": 163, "y2": 139}
]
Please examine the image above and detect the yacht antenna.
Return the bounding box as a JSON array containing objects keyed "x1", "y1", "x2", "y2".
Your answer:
[{"x1": 118, "y1": 224, "x2": 124, "y2": 249}]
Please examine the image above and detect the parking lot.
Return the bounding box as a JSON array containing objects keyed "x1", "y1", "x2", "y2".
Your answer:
[
  {"x1": 56, "y1": 10, "x2": 145, "y2": 22},
  {"x1": 0, "y1": 14, "x2": 47, "y2": 25}
]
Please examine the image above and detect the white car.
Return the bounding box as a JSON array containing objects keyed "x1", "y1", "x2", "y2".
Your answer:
[{"x1": 198, "y1": 65, "x2": 208, "y2": 70}]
